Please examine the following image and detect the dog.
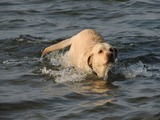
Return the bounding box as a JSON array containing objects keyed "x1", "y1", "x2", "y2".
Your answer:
[{"x1": 41, "y1": 29, "x2": 117, "y2": 79}]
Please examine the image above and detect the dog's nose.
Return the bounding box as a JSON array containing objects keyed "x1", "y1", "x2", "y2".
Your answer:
[
  {"x1": 107, "y1": 52, "x2": 114, "y2": 62},
  {"x1": 107, "y1": 52, "x2": 113, "y2": 58}
]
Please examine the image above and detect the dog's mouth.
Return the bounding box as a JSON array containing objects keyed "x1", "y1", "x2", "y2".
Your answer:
[
  {"x1": 104, "y1": 63, "x2": 114, "y2": 81},
  {"x1": 95, "y1": 63, "x2": 114, "y2": 79},
  {"x1": 105, "y1": 52, "x2": 117, "y2": 80},
  {"x1": 88, "y1": 50, "x2": 117, "y2": 79}
]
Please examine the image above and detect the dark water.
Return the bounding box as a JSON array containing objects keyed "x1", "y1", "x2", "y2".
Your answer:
[{"x1": 0, "y1": 0, "x2": 160, "y2": 120}]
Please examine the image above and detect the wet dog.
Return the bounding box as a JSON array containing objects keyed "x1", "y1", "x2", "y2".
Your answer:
[{"x1": 41, "y1": 29, "x2": 117, "y2": 79}]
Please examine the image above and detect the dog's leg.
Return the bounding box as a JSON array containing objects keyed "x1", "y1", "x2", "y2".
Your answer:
[{"x1": 41, "y1": 38, "x2": 72, "y2": 58}]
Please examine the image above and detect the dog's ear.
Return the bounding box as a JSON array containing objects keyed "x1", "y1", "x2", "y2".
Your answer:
[
  {"x1": 88, "y1": 54, "x2": 93, "y2": 68},
  {"x1": 113, "y1": 48, "x2": 118, "y2": 58}
]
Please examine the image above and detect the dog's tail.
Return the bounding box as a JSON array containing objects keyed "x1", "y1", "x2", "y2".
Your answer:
[{"x1": 41, "y1": 37, "x2": 72, "y2": 58}]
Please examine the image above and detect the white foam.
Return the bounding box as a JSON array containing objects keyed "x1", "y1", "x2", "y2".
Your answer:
[
  {"x1": 41, "y1": 51, "x2": 87, "y2": 83},
  {"x1": 115, "y1": 61, "x2": 152, "y2": 79},
  {"x1": 3, "y1": 57, "x2": 38, "y2": 66},
  {"x1": 41, "y1": 67, "x2": 86, "y2": 83}
]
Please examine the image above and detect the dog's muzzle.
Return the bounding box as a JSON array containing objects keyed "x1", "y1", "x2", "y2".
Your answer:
[{"x1": 108, "y1": 52, "x2": 115, "y2": 63}]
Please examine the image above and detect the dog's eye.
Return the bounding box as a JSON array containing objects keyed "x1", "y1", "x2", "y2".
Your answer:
[{"x1": 98, "y1": 50, "x2": 103, "y2": 54}]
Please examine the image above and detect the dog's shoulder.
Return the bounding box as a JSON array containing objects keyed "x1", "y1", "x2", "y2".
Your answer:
[{"x1": 75, "y1": 29, "x2": 104, "y2": 43}]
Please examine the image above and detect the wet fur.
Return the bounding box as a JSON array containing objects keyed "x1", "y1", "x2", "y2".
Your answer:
[{"x1": 41, "y1": 29, "x2": 117, "y2": 79}]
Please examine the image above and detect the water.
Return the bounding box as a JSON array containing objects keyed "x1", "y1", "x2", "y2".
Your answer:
[{"x1": 0, "y1": 0, "x2": 160, "y2": 120}]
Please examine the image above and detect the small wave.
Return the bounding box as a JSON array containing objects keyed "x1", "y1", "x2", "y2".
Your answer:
[
  {"x1": 13, "y1": 35, "x2": 46, "y2": 44},
  {"x1": 3, "y1": 57, "x2": 39, "y2": 66},
  {"x1": 147, "y1": 65, "x2": 160, "y2": 78},
  {"x1": 112, "y1": 61, "x2": 152, "y2": 79},
  {"x1": 41, "y1": 51, "x2": 87, "y2": 83}
]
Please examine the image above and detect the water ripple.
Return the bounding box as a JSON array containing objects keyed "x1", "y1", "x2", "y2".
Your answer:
[{"x1": 0, "y1": 0, "x2": 160, "y2": 119}]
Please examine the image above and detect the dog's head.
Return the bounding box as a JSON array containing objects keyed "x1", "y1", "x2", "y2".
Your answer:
[{"x1": 88, "y1": 43, "x2": 117, "y2": 78}]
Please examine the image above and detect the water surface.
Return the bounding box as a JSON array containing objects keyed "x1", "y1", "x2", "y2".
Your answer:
[{"x1": 0, "y1": 0, "x2": 160, "y2": 120}]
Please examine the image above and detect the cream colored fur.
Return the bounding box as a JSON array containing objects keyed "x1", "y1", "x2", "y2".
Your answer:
[{"x1": 41, "y1": 29, "x2": 117, "y2": 78}]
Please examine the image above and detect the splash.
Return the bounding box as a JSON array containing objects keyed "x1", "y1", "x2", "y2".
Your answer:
[
  {"x1": 40, "y1": 51, "x2": 154, "y2": 83},
  {"x1": 40, "y1": 51, "x2": 87, "y2": 83},
  {"x1": 104, "y1": 63, "x2": 114, "y2": 81},
  {"x1": 41, "y1": 67, "x2": 86, "y2": 83},
  {"x1": 113, "y1": 61, "x2": 152, "y2": 79}
]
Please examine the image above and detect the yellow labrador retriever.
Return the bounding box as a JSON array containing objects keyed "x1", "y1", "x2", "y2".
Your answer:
[{"x1": 41, "y1": 29, "x2": 117, "y2": 79}]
